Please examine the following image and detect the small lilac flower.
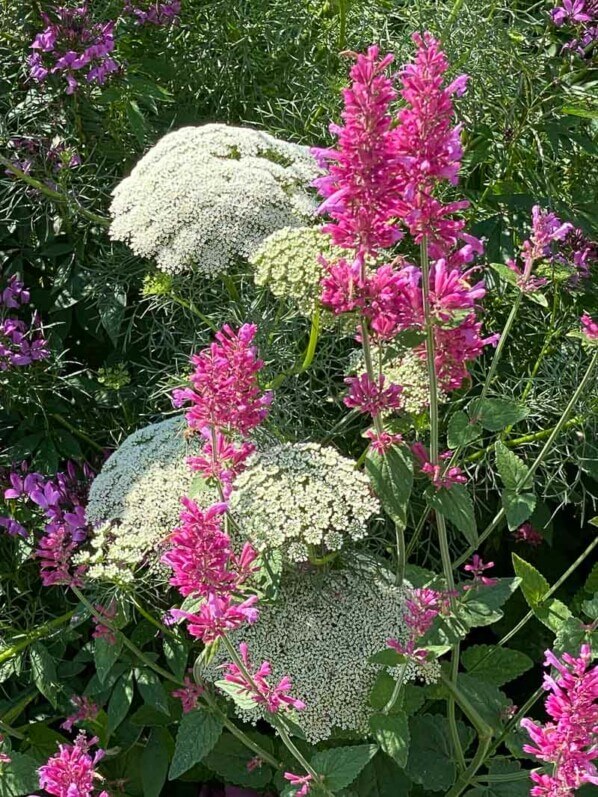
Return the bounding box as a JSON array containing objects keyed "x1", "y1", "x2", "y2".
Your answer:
[
  {"x1": 284, "y1": 772, "x2": 313, "y2": 796},
  {"x1": 171, "y1": 674, "x2": 204, "y2": 713},
  {"x1": 60, "y1": 696, "x2": 100, "y2": 732}
]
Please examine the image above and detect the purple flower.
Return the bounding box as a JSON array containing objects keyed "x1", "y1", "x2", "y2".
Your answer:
[
  {"x1": 0, "y1": 517, "x2": 28, "y2": 538},
  {"x1": 124, "y1": 0, "x2": 182, "y2": 26}
]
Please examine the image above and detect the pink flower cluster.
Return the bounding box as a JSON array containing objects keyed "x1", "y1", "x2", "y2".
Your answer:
[
  {"x1": 61, "y1": 696, "x2": 100, "y2": 733},
  {"x1": 551, "y1": 0, "x2": 598, "y2": 57},
  {"x1": 0, "y1": 734, "x2": 10, "y2": 765},
  {"x1": 92, "y1": 602, "x2": 118, "y2": 646},
  {"x1": 514, "y1": 522, "x2": 544, "y2": 547},
  {"x1": 6, "y1": 136, "x2": 82, "y2": 179},
  {"x1": 172, "y1": 323, "x2": 271, "y2": 497},
  {"x1": 0, "y1": 273, "x2": 49, "y2": 372},
  {"x1": 124, "y1": 0, "x2": 181, "y2": 25},
  {"x1": 284, "y1": 772, "x2": 313, "y2": 796},
  {"x1": 28, "y1": 5, "x2": 119, "y2": 95},
  {"x1": 388, "y1": 586, "x2": 449, "y2": 659},
  {"x1": 172, "y1": 673, "x2": 205, "y2": 713},
  {"x1": 314, "y1": 35, "x2": 496, "y2": 416},
  {"x1": 507, "y1": 206, "x2": 574, "y2": 292},
  {"x1": 463, "y1": 554, "x2": 497, "y2": 588},
  {"x1": 521, "y1": 644, "x2": 598, "y2": 796},
  {"x1": 581, "y1": 312, "x2": 598, "y2": 341},
  {"x1": 412, "y1": 442, "x2": 467, "y2": 490},
  {"x1": 37, "y1": 733, "x2": 109, "y2": 797},
  {"x1": 222, "y1": 642, "x2": 306, "y2": 713}
]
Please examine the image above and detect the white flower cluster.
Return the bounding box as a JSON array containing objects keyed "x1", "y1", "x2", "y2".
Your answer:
[
  {"x1": 205, "y1": 565, "x2": 412, "y2": 742},
  {"x1": 109, "y1": 124, "x2": 320, "y2": 276},
  {"x1": 228, "y1": 443, "x2": 380, "y2": 563},
  {"x1": 351, "y1": 346, "x2": 446, "y2": 416},
  {"x1": 79, "y1": 416, "x2": 215, "y2": 585},
  {"x1": 249, "y1": 226, "x2": 341, "y2": 317}
]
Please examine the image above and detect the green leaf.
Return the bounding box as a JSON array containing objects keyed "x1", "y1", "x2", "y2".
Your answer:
[
  {"x1": 447, "y1": 411, "x2": 482, "y2": 448},
  {"x1": 560, "y1": 104, "x2": 598, "y2": 119},
  {"x1": 406, "y1": 714, "x2": 473, "y2": 791},
  {"x1": 495, "y1": 442, "x2": 532, "y2": 491},
  {"x1": 98, "y1": 289, "x2": 126, "y2": 346},
  {"x1": 136, "y1": 670, "x2": 170, "y2": 716},
  {"x1": 369, "y1": 712, "x2": 410, "y2": 767},
  {"x1": 456, "y1": 675, "x2": 512, "y2": 732},
  {"x1": 29, "y1": 643, "x2": 60, "y2": 708},
  {"x1": 130, "y1": 705, "x2": 172, "y2": 727},
  {"x1": 126, "y1": 99, "x2": 148, "y2": 146},
  {"x1": 94, "y1": 636, "x2": 123, "y2": 685},
  {"x1": 366, "y1": 446, "x2": 413, "y2": 527},
  {"x1": 584, "y1": 561, "x2": 598, "y2": 594},
  {"x1": 351, "y1": 752, "x2": 412, "y2": 797},
  {"x1": 107, "y1": 671, "x2": 134, "y2": 736},
  {"x1": 468, "y1": 398, "x2": 528, "y2": 432},
  {"x1": 169, "y1": 708, "x2": 223, "y2": 779},
  {"x1": 215, "y1": 679, "x2": 259, "y2": 710},
  {"x1": 204, "y1": 732, "x2": 273, "y2": 788},
  {"x1": 369, "y1": 671, "x2": 397, "y2": 711},
  {"x1": 312, "y1": 744, "x2": 378, "y2": 791},
  {"x1": 582, "y1": 594, "x2": 598, "y2": 620},
  {"x1": 458, "y1": 578, "x2": 520, "y2": 629},
  {"x1": 489, "y1": 262, "x2": 519, "y2": 286},
  {"x1": 512, "y1": 553, "x2": 573, "y2": 632},
  {"x1": 461, "y1": 645, "x2": 533, "y2": 686},
  {"x1": 163, "y1": 637, "x2": 188, "y2": 681},
  {"x1": 369, "y1": 649, "x2": 404, "y2": 667},
  {"x1": 427, "y1": 484, "x2": 477, "y2": 546},
  {"x1": 503, "y1": 491, "x2": 536, "y2": 530},
  {"x1": 0, "y1": 753, "x2": 39, "y2": 797},
  {"x1": 142, "y1": 727, "x2": 172, "y2": 797}
]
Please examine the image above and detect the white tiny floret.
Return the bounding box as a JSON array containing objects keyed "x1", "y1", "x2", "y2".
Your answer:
[
  {"x1": 228, "y1": 443, "x2": 380, "y2": 563},
  {"x1": 249, "y1": 226, "x2": 343, "y2": 317},
  {"x1": 109, "y1": 124, "x2": 320, "y2": 276},
  {"x1": 205, "y1": 564, "x2": 411, "y2": 742},
  {"x1": 80, "y1": 417, "x2": 215, "y2": 584}
]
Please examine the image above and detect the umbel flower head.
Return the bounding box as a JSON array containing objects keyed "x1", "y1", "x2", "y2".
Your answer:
[
  {"x1": 249, "y1": 226, "x2": 344, "y2": 319},
  {"x1": 228, "y1": 442, "x2": 380, "y2": 563},
  {"x1": 204, "y1": 564, "x2": 414, "y2": 742},
  {"x1": 110, "y1": 124, "x2": 319, "y2": 276},
  {"x1": 80, "y1": 416, "x2": 216, "y2": 584}
]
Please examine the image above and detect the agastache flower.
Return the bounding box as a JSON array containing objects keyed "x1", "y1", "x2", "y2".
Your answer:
[
  {"x1": 507, "y1": 206, "x2": 574, "y2": 292},
  {"x1": 0, "y1": 735, "x2": 10, "y2": 765},
  {"x1": 186, "y1": 430, "x2": 255, "y2": 498},
  {"x1": 411, "y1": 443, "x2": 467, "y2": 489},
  {"x1": 311, "y1": 46, "x2": 404, "y2": 257},
  {"x1": 463, "y1": 554, "x2": 498, "y2": 588},
  {"x1": 35, "y1": 526, "x2": 87, "y2": 587},
  {"x1": 92, "y1": 603, "x2": 118, "y2": 646},
  {"x1": 363, "y1": 428, "x2": 403, "y2": 454},
  {"x1": 37, "y1": 733, "x2": 110, "y2": 797},
  {"x1": 172, "y1": 674, "x2": 204, "y2": 713},
  {"x1": 514, "y1": 523, "x2": 544, "y2": 547},
  {"x1": 581, "y1": 312, "x2": 598, "y2": 341},
  {"x1": 222, "y1": 643, "x2": 305, "y2": 713},
  {"x1": 124, "y1": 0, "x2": 181, "y2": 25},
  {"x1": 170, "y1": 594, "x2": 259, "y2": 644},
  {"x1": 61, "y1": 696, "x2": 100, "y2": 733},
  {"x1": 388, "y1": 586, "x2": 451, "y2": 660},
  {"x1": 344, "y1": 373, "x2": 403, "y2": 416},
  {"x1": 521, "y1": 644, "x2": 598, "y2": 796},
  {"x1": 284, "y1": 772, "x2": 313, "y2": 796}
]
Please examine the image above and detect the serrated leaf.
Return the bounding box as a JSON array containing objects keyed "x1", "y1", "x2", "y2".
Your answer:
[
  {"x1": 0, "y1": 752, "x2": 39, "y2": 797},
  {"x1": 107, "y1": 671, "x2": 134, "y2": 736},
  {"x1": 582, "y1": 594, "x2": 598, "y2": 620},
  {"x1": 169, "y1": 708, "x2": 223, "y2": 779},
  {"x1": 427, "y1": 484, "x2": 477, "y2": 545},
  {"x1": 489, "y1": 262, "x2": 519, "y2": 286},
  {"x1": 142, "y1": 727, "x2": 172, "y2": 797},
  {"x1": 495, "y1": 442, "x2": 533, "y2": 491},
  {"x1": 366, "y1": 446, "x2": 413, "y2": 527},
  {"x1": 369, "y1": 670, "x2": 396, "y2": 711},
  {"x1": 369, "y1": 712, "x2": 410, "y2": 767},
  {"x1": 94, "y1": 636, "x2": 123, "y2": 685},
  {"x1": 503, "y1": 490, "x2": 536, "y2": 530},
  {"x1": 512, "y1": 554, "x2": 573, "y2": 632},
  {"x1": 369, "y1": 649, "x2": 404, "y2": 667},
  {"x1": 456, "y1": 675, "x2": 511, "y2": 732},
  {"x1": 352, "y1": 752, "x2": 411, "y2": 797},
  {"x1": 468, "y1": 398, "x2": 528, "y2": 432},
  {"x1": 447, "y1": 411, "x2": 482, "y2": 448},
  {"x1": 584, "y1": 561, "x2": 598, "y2": 594},
  {"x1": 163, "y1": 637, "x2": 188, "y2": 681},
  {"x1": 215, "y1": 679, "x2": 259, "y2": 710},
  {"x1": 29, "y1": 643, "x2": 60, "y2": 708},
  {"x1": 462, "y1": 645, "x2": 533, "y2": 686},
  {"x1": 204, "y1": 732, "x2": 273, "y2": 788},
  {"x1": 136, "y1": 669, "x2": 170, "y2": 716},
  {"x1": 312, "y1": 744, "x2": 378, "y2": 790},
  {"x1": 406, "y1": 714, "x2": 473, "y2": 791},
  {"x1": 458, "y1": 578, "x2": 520, "y2": 629}
]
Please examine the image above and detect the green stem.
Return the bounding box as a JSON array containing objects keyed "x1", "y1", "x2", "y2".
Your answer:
[
  {"x1": 480, "y1": 292, "x2": 523, "y2": 402},
  {"x1": 0, "y1": 719, "x2": 25, "y2": 740},
  {"x1": 454, "y1": 349, "x2": 598, "y2": 568},
  {"x1": 464, "y1": 416, "x2": 584, "y2": 464},
  {"x1": 0, "y1": 611, "x2": 75, "y2": 664},
  {"x1": 0, "y1": 155, "x2": 109, "y2": 226},
  {"x1": 167, "y1": 292, "x2": 218, "y2": 332},
  {"x1": 337, "y1": 0, "x2": 348, "y2": 50},
  {"x1": 71, "y1": 588, "x2": 280, "y2": 769},
  {"x1": 420, "y1": 236, "x2": 463, "y2": 766},
  {"x1": 382, "y1": 663, "x2": 407, "y2": 715},
  {"x1": 50, "y1": 413, "x2": 104, "y2": 454},
  {"x1": 301, "y1": 306, "x2": 321, "y2": 371}
]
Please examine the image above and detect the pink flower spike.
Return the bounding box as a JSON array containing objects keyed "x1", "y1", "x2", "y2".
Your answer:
[
  {"x1": 222, "y1": 645, "x2": 305, "y2": 714},
  {"x1": 344, "y1": 372, "x2": 403, "y2": 417},
  {"x1": 463, "y1": 554, "x2": 498, "y2": 588},
  {"x1": 92, "y1": 602, "x2": 118, "y2": 646},
  {"x1": 364, "y1": 428, "x2": 403, "y2": 454},
  {"x1": 411, "y1": 443, "x2": 467, "y2": 489},
  {"x1": 514, "y1": 523, "x2": 544, "y2": 547},
  {"x1": 172, "y1": 674, "x2": 204, "y2": 713},
  {"x1": 581, "y1": 312, "x2": 598, "y2": 341},
  {"x1": 284, "y1": 772, "x2": 313, "y2": 796},
  {"x1": 170, "y1": 594, "x2": 259, "y2": 644},
  {"x1": 60, "y1": 696, "x2": 99, "y2": 733},
  {"x1": 37, "y1": 732, "x2": 107, "y2": 797},
  {"x1": 521, "y1": 644, "x2": 598, "y2": 795}
]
